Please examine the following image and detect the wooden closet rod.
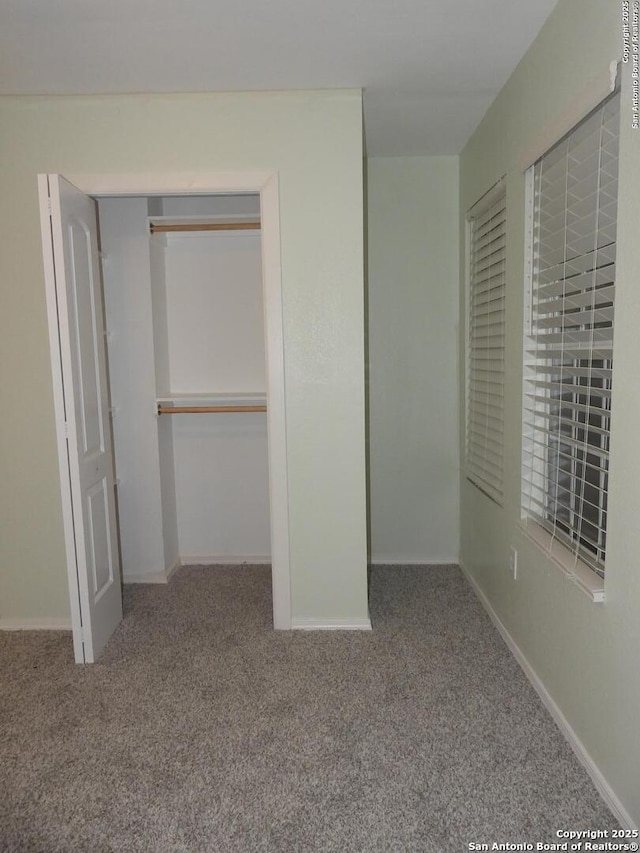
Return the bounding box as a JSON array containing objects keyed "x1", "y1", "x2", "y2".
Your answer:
[
  {"x1": 157, "y1": 404, "x2": 267, "y2": 415},
  {"x1": 150, "y1": 221, "x2": 261, "y2": 234}
]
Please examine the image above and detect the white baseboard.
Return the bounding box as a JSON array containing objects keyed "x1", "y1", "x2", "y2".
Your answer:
[
  {"x1": 123, "y1": 572, "x2": 169, "y2": 584},
  {"x1": 165, "y1": 559, "x2": 181, "y2": 582},
  {"x1": 180, "y1": 554, "x2": 271, "y2": 566},
  {"x1": 0, "y1": 617, "x2": 71, "y2": 631},
  {"x1": 123, "y1": 558, "x2": 181, "y2": 585},
  {"x1": 123, "y1": 556, "x2": 272, "y2": 584},
  {"x1": 291, "y1": 616, "x2": 372, "y2": 631},
  {"x1": 369, "y1": 558, "x2": 459, "y2": 567},
  {"x1": 459, "y1": 560, "x2": 637, "y2": 831}
]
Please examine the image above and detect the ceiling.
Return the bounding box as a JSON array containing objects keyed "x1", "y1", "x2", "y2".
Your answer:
[{"x1": 0, "y1": 0, "x2": 559, "y2": 156}]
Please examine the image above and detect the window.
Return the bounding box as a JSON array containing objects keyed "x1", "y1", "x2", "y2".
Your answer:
[
  {"x1": 521, "y1": 90, "x2": 620, "y2": 580},
  {"x1": 466, "y1": 181, "x2": 507, "y2": 505}
]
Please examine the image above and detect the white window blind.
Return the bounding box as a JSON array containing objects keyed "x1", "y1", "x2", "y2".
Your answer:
[
  {"x1": 466, "y1": 182, "x2": 506, "y2": 504},
  {"x1": 522, "y1": 90, "x2": 620, "y2": 578}
]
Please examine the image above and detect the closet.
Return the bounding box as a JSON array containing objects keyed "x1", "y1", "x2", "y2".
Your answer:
[{"x1": 97, "y1": 193, "x2": 271, "y2": 582}]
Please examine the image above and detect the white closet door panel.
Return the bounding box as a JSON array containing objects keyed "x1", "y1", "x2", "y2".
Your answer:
[{"x1": 41, "y1": 175, "x2": 122, "y2": 663}]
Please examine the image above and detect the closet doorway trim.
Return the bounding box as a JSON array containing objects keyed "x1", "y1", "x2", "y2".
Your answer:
[{"x1": 68, "y1": 171, "x2": 291, "y2": 630}]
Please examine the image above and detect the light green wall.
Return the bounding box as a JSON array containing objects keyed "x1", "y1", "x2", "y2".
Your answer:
[
  {"x1": 460, "y1": 0, "x2": 639, "y2": 824},
  {"x1": 367, "y1": 156, "x2": 459, "y2": 563},
  {"x1": 0, "y1": 91, "x2": 368, "y2": 624}
]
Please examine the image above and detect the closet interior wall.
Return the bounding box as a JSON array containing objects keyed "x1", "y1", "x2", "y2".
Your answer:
[{"x1": 97, "y1": 193, "x2": 271, "y2": 582}]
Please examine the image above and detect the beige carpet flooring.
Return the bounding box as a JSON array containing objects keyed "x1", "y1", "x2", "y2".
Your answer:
[{"x1": 0, "y1": 564, "x2": 618, "y2": 852}]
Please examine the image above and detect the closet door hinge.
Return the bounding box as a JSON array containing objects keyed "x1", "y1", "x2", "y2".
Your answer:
[{"x1": 47, "y1": 196, "x2": 53, "y2": 217}]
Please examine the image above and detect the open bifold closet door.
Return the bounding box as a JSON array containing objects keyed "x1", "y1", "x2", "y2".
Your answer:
[{"x1": 39, "y1": 174, "x2": 123, "y2": 663}]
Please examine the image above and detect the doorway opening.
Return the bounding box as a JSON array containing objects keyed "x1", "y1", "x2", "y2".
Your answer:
[{"x1": 39, "y1": 173, "x2": 291, "y2": 663}]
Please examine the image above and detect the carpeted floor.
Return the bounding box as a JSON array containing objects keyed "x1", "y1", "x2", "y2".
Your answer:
[{"x1": 0, "y1": 565, "x2": 617, "y2": 852}]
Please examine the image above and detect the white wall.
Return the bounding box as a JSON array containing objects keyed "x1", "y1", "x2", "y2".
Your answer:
[
  {"x1": 173, "y1": 413, "x2": 271, "y2": 561},
  {"x1": 161, "y1": 222, "x2": 270, "y2": 561},
  {"x1": 149, "y1": 231, "x2": 171, "y2": 396},
  {"x1": 460, "y1": 0, "x2": 639, "y2": 824},
  {"x1": 367, "y1": 156, "x2": 460, "y2": 564},
  {"x1": 161, "y1": 195, "x2": 260, "y2": 219},
  {"x1": 163, "y1": 232, "x2": 265, "y2": 394},
  {"x1": 0, "y1": 90, "x2": 367, "y2": 625},
  {"x1": 148, "y1": 222, "x2": 180, "y2": 575},
  {"x1": 99, "y1": 197, "x2": 170, "y2": 579},
  {"x1": 100, "y1": 197, "x2": 270, "y2": 573}
]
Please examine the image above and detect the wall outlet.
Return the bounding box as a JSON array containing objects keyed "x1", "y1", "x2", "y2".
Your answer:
[{"x1": 509, "y1": 547, "x2": 518, "y2": 580}]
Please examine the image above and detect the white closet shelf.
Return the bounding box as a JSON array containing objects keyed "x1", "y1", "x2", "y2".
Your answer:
[
  {"x1": 156, "y1": 392, "x2": 267, "y2": 415},
  {"x1": 149, "y1": 216, "x2": 261, "y2": 235}
]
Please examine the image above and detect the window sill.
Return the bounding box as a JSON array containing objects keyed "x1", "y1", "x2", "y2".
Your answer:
[{"x1": 519, "y1": 520, "x2": 605, "y2": 604}]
